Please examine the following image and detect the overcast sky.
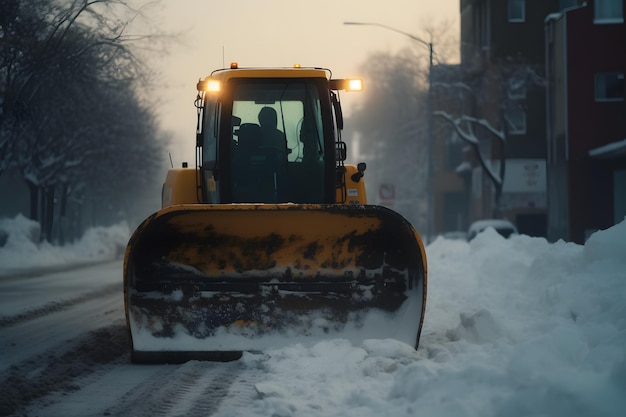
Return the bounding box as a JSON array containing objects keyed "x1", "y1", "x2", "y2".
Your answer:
[{"x1": 146, "y1": 0, "x2": 459, "y2": 165}]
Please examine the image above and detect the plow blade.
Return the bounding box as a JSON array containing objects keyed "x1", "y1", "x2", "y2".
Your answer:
[{"x1": 124, "y1": 204, "x2": 427, "y2": 363}]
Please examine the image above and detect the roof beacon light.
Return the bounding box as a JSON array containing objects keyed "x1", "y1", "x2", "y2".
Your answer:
[{"x1": 230, "y1": 62, "x2": 238, "y2": 69}]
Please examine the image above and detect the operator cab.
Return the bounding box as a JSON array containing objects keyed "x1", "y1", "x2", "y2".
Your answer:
[{"x1": 195, "y1": 66, "x2": 362, "y2": 205}]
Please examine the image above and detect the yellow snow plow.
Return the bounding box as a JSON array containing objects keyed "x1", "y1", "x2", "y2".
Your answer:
[{"x1": 124, "y1": 64, "x2": 427, "y2": 363}]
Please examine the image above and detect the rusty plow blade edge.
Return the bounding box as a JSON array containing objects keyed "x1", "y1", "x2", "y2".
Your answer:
[{"x1": 123, "y1": 204, "x2": 427, "y2": 363}]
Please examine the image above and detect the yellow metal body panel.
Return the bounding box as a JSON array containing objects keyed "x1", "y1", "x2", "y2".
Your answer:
[
  {"x1": 140, "y1": 205, "x2": 388, "y2": 276},
  {"x1": 337, "y1": 165, "x2": 367, "y2": 204},
  {"x1": 203, "y1": 68, "x2": 330, "y2": 85},
  {"x1": 162, "y1": 168, "x2": 200, "y2": 207}
]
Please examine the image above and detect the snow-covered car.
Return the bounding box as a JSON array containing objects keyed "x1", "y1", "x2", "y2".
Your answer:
[{"x1": 467, "y1": 219, "x2": 518, "y2": 241}]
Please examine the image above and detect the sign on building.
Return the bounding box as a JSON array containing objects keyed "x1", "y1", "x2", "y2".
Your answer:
[
  {"x1": 379, "y1": 183, "x2": 395, "y2": 207},
  {"x1": 503, "y1": 159, "x2": 547, "y2": 193}
]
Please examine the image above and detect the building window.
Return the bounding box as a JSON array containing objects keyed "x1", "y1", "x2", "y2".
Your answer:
[
  {"x1": 505, "y1": 106, "x2": 526, "y2": 135},
  {"x1": 594, "y1": 0, "x2": 624, "y2": 23},
  {"x1": 595, "y1": 72, "x2": 625, "y2": 101},
  {"x1": 508, "y1": 0, "x2": 525, "y2": 22}
]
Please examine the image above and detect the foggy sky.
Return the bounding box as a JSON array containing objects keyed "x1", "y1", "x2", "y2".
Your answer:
[{"x1": 147, "y1": 0, "x2": 459, "y2": 165}]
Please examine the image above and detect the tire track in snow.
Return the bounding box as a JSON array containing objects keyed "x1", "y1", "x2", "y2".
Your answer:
[
  {"x1": 104, "y1": 361, "x2": 243, "y2": 417},
  {"x1": 175, "y1": 364, "x2": 242, "y2": 417},
  {"x1": 210, "y1": 366, "x2": 268, "y2": 416},
  {"x1": 0, "y1": 323, "x2": 129, "y2": 417},
  {"x1": 0, "y1": 282, "x2": 120, "y2": 329}
]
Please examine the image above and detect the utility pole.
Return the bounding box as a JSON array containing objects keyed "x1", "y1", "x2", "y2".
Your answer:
[{"x1": 344, "y1": 21, "x2": 435, "y2": 242}]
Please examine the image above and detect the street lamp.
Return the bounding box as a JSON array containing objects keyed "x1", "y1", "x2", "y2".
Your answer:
[{"x1": 344, "y1": 21, "x2": 434, "y2": 243}]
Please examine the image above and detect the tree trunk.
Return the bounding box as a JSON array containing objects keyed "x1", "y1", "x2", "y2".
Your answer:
[
  {"x1": 58, "y1": 184, "x2": 68, "y2": 244},
  {"x1": 493, "y1": 111, "x2": 507, "y2": 217},
  {"x1": 43, "y1": 186, "x2": 55, "y2": 242},
  {"x1": 27, "y1": 181, "x2": 39, "y2": 222}
]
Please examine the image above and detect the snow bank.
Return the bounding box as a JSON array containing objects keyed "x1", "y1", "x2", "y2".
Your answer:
[
  {"x1": 215, "y1": 220, "x2": 626, "y2": 417},
  {"x1": 0, "y1": 214, "x2": 130, "y2": 276}
]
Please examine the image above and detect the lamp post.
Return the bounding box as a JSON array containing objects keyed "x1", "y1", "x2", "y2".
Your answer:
[{"x1": 344, "y1": 21, "x2": 434, "y2": 243}]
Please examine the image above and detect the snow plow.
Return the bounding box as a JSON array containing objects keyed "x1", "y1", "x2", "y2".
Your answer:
[{"x1": 124, "y1": 64, "x2": 427, "y2": 363}]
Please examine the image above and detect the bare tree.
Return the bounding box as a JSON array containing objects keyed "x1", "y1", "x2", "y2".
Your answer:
[
  {"x1": 0, "y1": 0, "x2": 168, "y2": 241},
  {"x1": 432, "y1": 59, "x2": 545, "y2": 214}
]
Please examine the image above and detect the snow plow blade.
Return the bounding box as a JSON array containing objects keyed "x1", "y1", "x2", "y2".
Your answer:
[{"x1": 124, "y1": 204, "x2": 427, "y2": 363}]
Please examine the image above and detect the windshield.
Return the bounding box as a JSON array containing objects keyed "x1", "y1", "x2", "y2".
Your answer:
[
  {"x1": 231, "y1": 80, "x2": 324, "y2": 163},
  {"x1": 228, "y1": 79, "x2": 327, "y2": 203}
]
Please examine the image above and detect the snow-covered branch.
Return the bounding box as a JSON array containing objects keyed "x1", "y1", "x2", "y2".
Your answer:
[{"x1": 433, "y1": 110, "x2": 503, "y2": 187}]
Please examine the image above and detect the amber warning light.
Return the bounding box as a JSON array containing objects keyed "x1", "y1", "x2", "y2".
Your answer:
[
  {"x1": 348, "y1": 79, "x2": 363, "y2": 91},
  {"x1": 329, "y1": 78, "x2": 363, "y2": 92},
  {"x1": 197, "y1": 79, "x2": 220, "y2": 92}
]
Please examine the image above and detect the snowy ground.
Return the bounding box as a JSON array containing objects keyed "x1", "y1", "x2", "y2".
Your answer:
[
  {"x1": 0, "y1": 214, "x2": 129, "y2": 278},
  {"x1": 1, "y1": 214, "x2": 625, "y2": 416}
]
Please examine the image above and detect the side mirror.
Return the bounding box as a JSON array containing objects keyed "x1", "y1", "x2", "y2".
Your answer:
[{"x1": 351, "y1": 162, "x2": 367, "y2": 182}]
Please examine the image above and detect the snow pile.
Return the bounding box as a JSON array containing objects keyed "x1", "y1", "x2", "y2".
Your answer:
[
  {"x1": 216, "y1": 221, "x2": 626, "y2": 417},
  {"x1": 0, "y1": 214, "x2": 130, "y2": 276},
  {"x1": 0, "y1": 214, "x2": 41, "y2": 251}
]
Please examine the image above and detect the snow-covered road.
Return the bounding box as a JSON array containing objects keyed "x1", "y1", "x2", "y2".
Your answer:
[
  {"x1": 0, "y1": 261, "x2": 258, "y2": 416},
  {"x1": 1, "y1": 218, "x2": 625, "y2": 417}
]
